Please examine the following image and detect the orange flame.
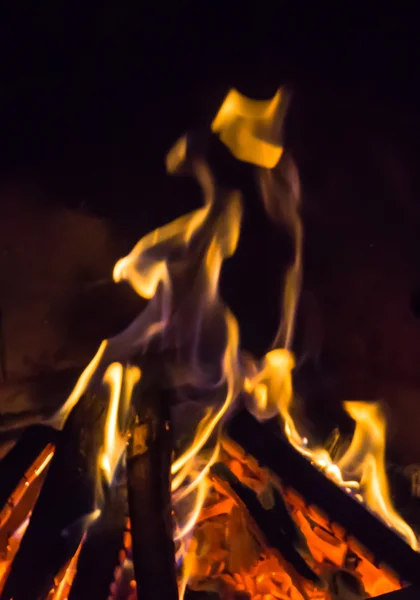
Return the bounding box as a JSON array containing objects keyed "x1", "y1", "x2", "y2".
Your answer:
[
  {"x1": 0, "y1": 445, "x2": 55, "y2": 594},
  {"x1": 48, "y1": 535, "x2": 85, "y2": 600},
  {"x1": 0, "y1": 443, "x2": 54, "y2": 530}
]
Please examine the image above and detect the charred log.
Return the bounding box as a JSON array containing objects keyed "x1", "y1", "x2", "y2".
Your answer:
[
  {"x1": 376, "y1": 585, "x2": 420, "y2": 599},
  {"x1": 126, "y1": 365, "x2": 178, "y2": 600},
  {"x1": 226, "y1": 409, "x2": 420, "y2": 585},
  {"x1": 0, "y1": 388, "x2": 110, "y2": 600},
  {"x1": 68, "y1": 472, "x2": 127, "y2": 600}
]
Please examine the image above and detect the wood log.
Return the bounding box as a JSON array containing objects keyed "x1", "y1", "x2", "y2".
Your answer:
[
  {"x1": 226, "y1": 409, "x2": 420, "y2": 585},
  {"x1": 375, "y1": 585, "x2": 420, "y2": 599},
  {"x1": 126, "y1": 363, "x2": 178, "y2": 600},
  {"x1": 68, "y1": 473, "x2": 127, "y2": 600},
  {"x1": 0, "y1": 387, "x2": 111, "y2": 600}
]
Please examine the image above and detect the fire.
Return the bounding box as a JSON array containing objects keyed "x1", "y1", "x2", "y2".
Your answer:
[
  {"x1": 211, "y1": 88, "x2": 285, "y2": 168},
  {"x1": 0, "y1": 444, "x2": 54, "y2": 530},
  {"x1": 47, "y1": 536, "x2": 85, "y2": 600},
  {"x1": 338, "y1": 401, "x2": 418, "y2": 550},
  {"x1": 211, "y1": 86, "x2": 418, "y2": 551},
  {"x1": 100, "y1": 363, "x2": 141, "y2": 485},
  {"x1": 0, "y1": 85, "x2": 418, "y2": 599}
]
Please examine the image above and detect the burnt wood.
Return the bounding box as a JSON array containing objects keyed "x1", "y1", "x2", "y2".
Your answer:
[
  {"x1": 226, "y1": 409, "x2": 420, "y2": 585},
  {"x1": 68, "y1": 474, "x2": 127, "y2": 600},
  {"x1": 126, "y1": 365, "x2": 178, "y2": 600},
  {"x1": 375, "y1": 585, "x2": 420, "y2": 599},
  {"x1": 0, "y1": 388, "x2": 111, "y2": 600}
]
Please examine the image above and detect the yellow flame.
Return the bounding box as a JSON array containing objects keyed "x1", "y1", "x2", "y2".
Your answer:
[
  {"x1": 338, "y1": 402, "x2": 418, "y2": 550},
  {"x1": 174, "y1": 478, "x2": 209, "y2": 542},
  {"x1": 215, "y1": 87, "x2": 417, "y2": 551},
  {"x1": 53, "y1": 340, "x2": 108, "y2": 428},
  {"x1": 245, "y1": 352, "x2": 418, "y2": 548},
  {"x1": 100, "y1": 363, "x2": 141, "y2": 484},
  {"x1": 110, "y1": 142, "x2": 244, "y2": 587},
  {"x1": 100, "y1": 362, "x2": 124, "y2": 482},
  {"x1": 170, "y1": 410, "x2": 214, "y2": 492},
  {"x1": 166, "y1": 135, "x2": 188, "y2": 173},
  {"x1": 173, "y1": 442, "x2": 220, "y2": 503},
  {"x1": 178, "y1": 538, "x2": 196, "y2": 600},
  {"x1": 113, "y1": 159, "x2": 214, "y2": 301},
  {"x1": 211, "y1": 88, "x2": 284, "y2": 168},
  {"x1": 121, "y1": 364, "x2": 142, "y2": 430}
]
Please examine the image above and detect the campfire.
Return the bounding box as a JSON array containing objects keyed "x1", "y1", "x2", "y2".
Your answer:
[{"x1": 0, "y1": 88, "x2": 419, "y2": 600}]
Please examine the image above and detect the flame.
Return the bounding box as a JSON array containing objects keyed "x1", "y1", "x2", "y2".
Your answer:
[
  {"x1": 100, "y1": 363, "x2": 141, "y2": 485},
  {"x1": 338, "y1": 401, "x2": 418, "y2": 550},
  {"x1": 111, "y1": 144, "x2": 244, "y2": 575},
  {"x1": 211, "y1": 88, "x2": 285, "y2": 168},
  {"x1": 244, "y1": 354, "x2": 417, "y2": 549},
  {"x1": 52, "y1": 340, "x2": 108, "y2": 427},
  {"x1": 212, "y1": 87, "x2": 418, "y2": 553}
]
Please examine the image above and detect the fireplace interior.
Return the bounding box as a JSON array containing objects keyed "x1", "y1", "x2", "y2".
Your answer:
[{"x1": 1, "y1": 10, "x2": 420, "y2": 600}]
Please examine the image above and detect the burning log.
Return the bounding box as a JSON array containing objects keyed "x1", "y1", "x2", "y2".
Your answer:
[
  {"x1": 67, "y1": 475, "x2": 127, "y2": 600},
  {"x1": 126, "y1": 364, "x2": 178, "y2": 600},
  {"x1": 226, "y1": 409, "x2": 420, "y2": 586},
  {"x1": 0, "y1": 389, "x2": 111, "y2": 600}
]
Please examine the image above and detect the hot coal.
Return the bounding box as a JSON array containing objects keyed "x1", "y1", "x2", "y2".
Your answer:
[
  {"x1": 210, "y1": 461, "x2": 320, "y2": 584},
  {"x1": 226, "y1": 409, "x2": 420, "y2": 586}
]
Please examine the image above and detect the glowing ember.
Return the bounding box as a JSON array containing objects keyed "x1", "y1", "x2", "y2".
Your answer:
[
  {"x1": 0, "y1": 445, "x2": 54, "y2": 594},
  {"x1": 0, "y1": 85, "x2": 418, "y2": 599},
  {"x1": 46, "y1": 536, "x2": 85, "y2": 600},
  {"x1": 105, "y1": 444, "x2": 402, "y2": 599}
]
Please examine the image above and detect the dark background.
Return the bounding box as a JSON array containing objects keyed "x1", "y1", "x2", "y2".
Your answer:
[{"x1": 2, "y1": 7, "x2": 420, "y2": 463}]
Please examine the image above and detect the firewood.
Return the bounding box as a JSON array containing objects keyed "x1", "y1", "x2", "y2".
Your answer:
[
  {"x1": 68, "y1": 474, "x2": 127, "y2": 600},
  {"x1": 126, "y1": 363, "x2": 178, "y2": 600},
  {"x1": 226, "y1": 409, "x2": 420, "y2": 585},
  {"x1": 0, "y1": 387, "x2": 111, "y2": 600}
]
